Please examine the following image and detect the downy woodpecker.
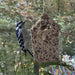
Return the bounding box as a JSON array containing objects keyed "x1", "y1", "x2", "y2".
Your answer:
[{"x1": 16, "y1": 21, "x2": 33, "y2": 57}]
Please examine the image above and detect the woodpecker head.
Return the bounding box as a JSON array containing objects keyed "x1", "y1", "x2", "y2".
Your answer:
[
  {"x1": 16, "y1": 21, "x2": 26, "y2": 30},
  {"x1": 16, "y1": 21, "x2": 25, "y2": 28}
]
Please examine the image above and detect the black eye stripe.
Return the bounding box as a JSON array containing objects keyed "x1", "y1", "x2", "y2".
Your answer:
[{"x1": 16, "y1": 21, "x2": 23, "y2": 27}]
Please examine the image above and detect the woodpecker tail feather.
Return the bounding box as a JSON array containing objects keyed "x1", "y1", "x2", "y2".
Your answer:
[
  {"x1": 27, "y1": 49, "x2": 33, "y2": 57},
  {"x1": 23, "y1": 49, "x2": 33, "y2": 57}
]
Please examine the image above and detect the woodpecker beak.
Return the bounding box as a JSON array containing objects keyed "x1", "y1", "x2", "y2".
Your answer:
[
  {"x1": 21, "y1": 20, "x2": 28, "y2": 27},
  {"x1": 23, "y1": 20, "x2": 27, "y2": 24},
  {"x1": 22, "y1": 21, "x2": 25, "y2": 25}
]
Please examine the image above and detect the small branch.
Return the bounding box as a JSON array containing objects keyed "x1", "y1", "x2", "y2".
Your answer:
[{"x1": 0, "y1": 28, "x2": 15, "y2": 32}]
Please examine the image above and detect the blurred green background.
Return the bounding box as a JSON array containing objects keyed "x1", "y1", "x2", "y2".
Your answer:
[{"x1": 0, "y1": 0, "x2": 75, "y2": 75}]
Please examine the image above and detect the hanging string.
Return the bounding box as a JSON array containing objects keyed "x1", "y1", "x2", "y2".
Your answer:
[{"x1": 43, "y1": 0, "x2": 45, "y2": 13}]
